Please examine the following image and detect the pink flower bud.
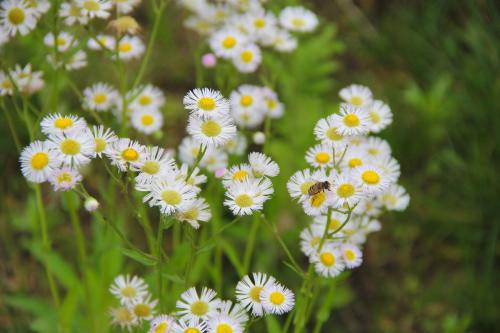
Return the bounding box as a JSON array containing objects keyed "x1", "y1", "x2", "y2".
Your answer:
[
  {"x1": 215, "y1": 167, "x2": 227, "y2": 178},
  {"x1": 201, "y1": 53, "x2": 217, "y2": 68}
]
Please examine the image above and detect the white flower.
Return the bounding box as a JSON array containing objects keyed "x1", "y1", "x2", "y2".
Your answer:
[
  {"x1": 117, "y1": 35, "x2": 145, "y2": 60},
  {"x1": 175, "y1": 163, "x2": 207, "y2": 188},
  {"x1": 171, "y1": 318, "x2": 206, "y2": 333},
  {"x1": 339, "y1": 84, "x2": 373, "y2": 108},
  {"x1": 305, "y1": 144, "x2": 334, "y2": 169},
  {"x1": 84, "y1": 197, "x2": 99, "y2": 212},
  {"x1": 199, "y1": 147, "x2": 228, "y2": 172},
  {"x1": 187, "y1": 114, "x2": 236, "y2": 148},
  {"x1": 143, "y1": 177, "x2": 197, "y2": 215},
  {"x1": 287, "y1": 168, "x2": 327, "y2": 202},
  {"x1": 133, "y1": 146, "x2": 175, "y2": 190},
  {"x1": 59, "y1": 1, "x2": 89, "y2": 26},
  {"x1": 341, "y1": 147, "x2": 370, "y2": 171},
  {"x1": 106, "y1": 138, "x2": 145, "y2": 171},
  {"x1": 29, "y1": 0, "x2": 50, "y2": 17},
  {"x1": 87, "y1": 34, "x2": 115, "y2": 50},
  {"x1": 373, "y1": 155, "x2": 400, "y2": 184},
  {"x1": 209, "y1": 28, "x2": 248, "y2": 59},
  {"x1": 43, "y1": 31, "x2": 75, "y2": 52},
  {"x1": 299, "y1": 226, "x2": 324, "y2": 258},
  {"x1": 341, "y1": 243, "x2": 363, "y2": 268},
  {"x1": 83, "y1": 82, "x2": 118, "y2": 111},
  {"x1": 261, "y1": 87, "x2": 284, "y2": 119},
  {"x1": 131, "y1": 108, "x2": 164, "y2": 134},
  {"x1": 361, "y1": 136, "x2": 392, "y2": 160},
  {"x1": 312, "y1": 243, "x2": 345, "y2": 277},
  {"x1": 366, "y1": 100, "x2": 392, "y2": 133},
  {"x1": 260, "y1": 282, "x2": 295, "y2": 315},
  {"x1": 178, "y1": 136, "x2": 202, "y2": 166},
  {"x1": 314, "y1": 115, "x2": 347, "y2": 148},
  {"x1": 377, "y1": 184, "x2": 410, "y2": 211},
  {"x1": 176, "y1": 287, "x2": 220, "y2": 321},
  {"x1": 206, "y1": 314, "x2": 244, "y2": 333},
  {"x1": 279, "y1": 6, "x2": 318, "y2": 32},
  {"x1": 230, "y1": 85, "x2": 265, "y2": 114},
  {"x1": 235, "y1": 273, "x2": 276, "y2": 317},
  {"x1": 331, "y1": 172, "x2": 363, "y2": 209},
  {"x1": 269, "y1": 28, "x2": 297, "y2": 52},
  {"x1": 110, "y1": 275, "x2": 149, "y2": 305},
  {"x1": 231, "y1": 105, "x2": 265, "y2": 129},
  {"x1": 176, "y1": 198, "x2": 212, "y2": 229},
  {"x1": 91, "y1": 125, "x2": 118, "y2": 157},
  {"x1": 312, "y1": 211, "x2": 350, "y2": 237},
  {"x1": 0, "y1": 0, "x2": 37, "y2": 36},
  {"x1": 332, "y1": 103, "x2": 371, "y2": 136},
  {"x1": 0, "y1": 29, "x2": 8, "y2": 46},
  {"x1": 252, "y1": 131, "x2": 265, "y2": 145},
  {"x1": 48, "y1": 166, "x2": 82, "y2": 191},
  {"x1": 248, "y1": 152, "x2": 279, "y2": 178},
  {"x1": 110, "y1": 306, "x2": 138, "y2": 331},
  {"x1": 223, "y1": 132, "x2": 247, "y2": 155},
  {"x1": 301, "y1": 186, "x2": 334, "y2": 216},
  {"x1": 77, "y1": 0, "x2": 111, "y2": 19},
  {"x1": 10, "y1": 63, "x2": 45, "y2": 95},
  {"x1": 130, "y1": 295, "x2": 158, "y2": 322},
  {"x1": 47, "y1": 130, "x2": 95, "y2": 167},
  {"x1": 222, "y1": 163, "x2": 253, "y2": 187},
  {"x1": 64, "y1": 50, "x2": 88, "y2": 70},
  {"x1": 352, "y1": 164, "x2": 391, "y2": 195},
  {"x1": 232, "y1": 43, "x2": 262, "y2": 73},
  {"x1": 183, "y1": 88, "x2": 229, "y2": 119},
  {"x1": 148, "y1": 314, "x2": 176, "y2": 333},
  {"x1": 129, "y1": 84, "x2": 166, "y2": 112},
  {"x1": 19, "y1": 140, "x2": 58, "y2": 183},
  {"x1": 224, "y1": 177, "x2": 273, "y2": 216},
  {"x1": 215, "y1": 300, "x2": 249, "y2": 325},
  {"x1": 113, "y1": 0, "x2": 141, "y2": 14}
]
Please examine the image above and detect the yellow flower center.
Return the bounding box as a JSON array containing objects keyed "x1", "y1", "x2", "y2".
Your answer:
[
  {"x1": 56, "y1": 37, "x2": 67, "y2": 46},
  {"x1": 162, "y1": 190, "x2": 181, "y2": 205},
  {"x1": 241, "y1": 50, "x2": 253, "y2": 63},
  {"x1": 120, "y1": 285, "x2": 136, "y2": 297},
  {"x1": 383, "y1": 193, "x2": 397, "y2": 206},
  {"x1": 367, "y1": 148, "x2": 378, "y2": 156},
  {"x1": 345, "y1": 249, "x2": 356, "y2": 261},
  {"x1": 57, "y1": 172, "x2": 73, "y2": 184},
  {"x1": 249, "y1": 286, "x2": 263, "y2": 302},
  {"x1": 292, "y1": 17, "x2": 305, "y2": 27},
  {"x1": 181, "y1": 207, "x2": 199, "y2": 220},
  {"x1": 348, "y1": 158, "x2": 362, "y2": 168},
  {"x1": 133, "y1": 303, "x2": 151, "y2": 318},
  {"x1": 69, "y1": 4, "x2": 81, "y2": 16},
  {"x1": 60, "y1": 139, "x2": 81, "y2": 155},
  {"x1": 232, "y1": 170, "x2": 249, "y2": 181},
  {"x1": 190, "y1": 301, "x2": 208, "y2": 316},
  {"x1": 222, "y1": 36, "x2": 236, "y2": 48},
  {"x1": 94, "y1": 93, "x2": 107, "y2": 104},
  {"x1": 1, "y1": 78, "x2": 13, "y2": 89},
  {"x1": 240, "y1": 95, "x2": 253, "y2": 107},
  {"x1": 311, "y1": 192, "x2": 326, "y2": 207},
  {"x1": 142, "y1": 161, "x2": 160, "y2": 175},
  {"x1": 119, "y1": 42, "x2": 132, "y2": 53},
  {"x1": 141, "y1": 114, "x2": 154, "y2": 126},
  {"x1": 31, "y1": 152, "x2": 49, "y2": 170},
  {"x1": 269, "y1": 291, "x2": 285, "y2": 305},
  {"x1": 139, "y1": 95, "x2": 152, "y2": 105},
  {"x1": 95, "y1": 138, "x2": 106, "y2": 153},
  {"x1": 83, "y1": 0, "x2": 100, "y2": 11},
  {"x1": 8, "y1": 7, "x2": 25, "y2": 25},
  {"x1": 115, "y1": 307, "x2": 134, "y2": 323},
  {"x1": 121, "y1": 148, "x2": 139, "y2": 161},
  {"x1": 267, "y1": 99, "x2": 277, "y2": 109},
  {"x1": 320, "y1": 252, "x2": 335, "y2": 266},
  {"x1": 54, "y1": 117, "x2": 74, "y2": 129},
  {"x1": 201, "y1": 120, "x2": 221, "y2": 137},
  {"x1": 337, "y1": 183, "x2": 355, "y2": 198},
  {"x1": 185, "y1": 329, "x2": 200, "y2": 333},
  {"x1": 315, "y1": 152, "x2": 330, "y2": 164},
  {"x1": 310, "y1": 236, "x2": 321, "y2": 246},
  {"x1": 326, "y1": 127, "x2": 342, "y2": 141},
  {"x1": 300, "y1": 181, "x2": 315, "y2": 195},
  {"x1": 343, "y1": 114, "x2": 360, "y2": 127},
  {"x1": 197, "y1": 97, "x2": 216, "y2": 110},
  {"x1": 350, "y1": 96, "x2": 363, "y2": 106},
  {"x1": 154, "y1": 322, "x2": 169, "y2": 333},
  {"x1": 254, "y1": 18, "x2": 266, "y2": 28},
  {"x1": 235, "y1": 194, "x2": 253, "y2": 208},
  {"x1": 329, "y1": 218, "x2": 341, "y2": 231},
  {"x1": 216, "y1": 324, "x2": 233, "y2": 333},
  {"x1": 369, "y1": 111, "x2": 380, "y2": 123},
  {"x1": 361, "y1": 170, "x2": 380, "y2": 185}
]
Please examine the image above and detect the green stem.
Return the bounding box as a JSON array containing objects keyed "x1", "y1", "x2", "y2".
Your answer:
[
  {"x1": 243, "y1": 214, "x2": 260, "y2": 273},
  {"x1": 263, "y1": 116, "x2": 272, "y2": 154},
  {"x1": 156, "y1": 220, "x2": 165, "y2": 311},
  {"x1": 186, "y1": 145, "x2": 207, "y2": 181},
  {"x1": 1, "y1": 99, "x2": 21, "y2": 152}
]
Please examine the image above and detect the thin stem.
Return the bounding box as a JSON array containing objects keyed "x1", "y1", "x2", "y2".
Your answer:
[
  {"x1": 1, "y1": 99, "x2": 21, "y2": 151},
  {"x1": 263, "y1": 116, "x2": 272, "y2": 154},
  {"x1": 186, "y1": 145, "x2": 207, "y2": 181},
  {"x1": 156, "y1": 219, "x2": 165, "y2": 311}
]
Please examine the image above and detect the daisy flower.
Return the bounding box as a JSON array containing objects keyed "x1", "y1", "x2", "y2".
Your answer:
[
  {"x1": 0, "y1": 71, "x2": 14, "y2": 96},
  {"x1": 235, "y1": 273, "x2": 276, "y2": 316},
  {"x1": 176, "y1": 198, "x2": 212, "y2": 229},
  {"x1": 209, "y1": 28, "x2": 247, "y2": 59},
  {"x1": 287, "y1": 168, "x2": 327, "y2": 202},
  {"x1": 352, "y1": 164, "x2": 390, "y2": 195},
  {"x1": 91, "y1": 125, "x2": 118, "y2": 157},
  {"x1": 187, "y1": 114, "x2": 236, "y2": 147},
  {"x1": 260, "y1": 282, "x2": 295, "y2": 315},
  {"x1": 269, "y1": 28, "x2": 297, "y2": 52},
  {"x1": 230, "y1": 85, "x2": 265, "y2": 114},
  {"x1": 43, "y1": 31, "x2": 75, "y2": 52},
  {"x1": 48, "y1": 167, "x2": 82, "y2": 191},
  {"x1": 312, "y1": 243, "x2": 345, "y2": 278},
  {"x1": 244, "y1": 9, "x2": 277, "y2": 39},
  {"x1": 232, "y1": 43, "x2": 262, "y2": 73},
  {"x1": 314, "y1": 114, "x2": 347, "y2": 148},
  {"x1": 28, "y1": 0, "x2": 50, "y2": 17},
  {"x1": 47, "y1": 130, "x2": 95, "y2": 167},
  {"x1": 332, "y1": 103, "x2": 370, "y2": 136},
  {"x1": 224, "y1": 177, "x2": 274, "y2": 215},
  {"x1": 216, "y1": 300, "x2": 249, "y2": 324},
  {"x1": 178, "y1": 136, "x2": 203, "y2": 166},
  {"x1": 112, "y1": 0, "x2": 141, "y2": 14},
  {"x1": 261, "y1": 87, "x2": 284, "y2": 119},
  {"x1": 10, "y1": 63, "x2": 45, "y2": 95},
  {"x1": 148, "y1": 314, "x2": 176, "y2": 333},
  {"x1": 361, "y1": 136, "x2": 391, "y2": 160},
  {"x1": 331, "y1": 172, "x2": 363, "y2": 209},
  {"x1": 83, "y1": 82, "x2": 118, "y2": 111},
  {"x1": 231, "y1": 106, "x2": 265, "y2": 129},
  {"x1": 106, "y1": 138, "x2": 145, "y2": 171},
  {"x1": 132, "y1": 146, "x2": 175, "y2": 189},
  {"x1": 354, "y1": 198, "x2": 382, "y2": 218},
  {"x1": 176, "y1": 287, "x2": 220, "y2": 321},
  {"x1": 374, "y1": 155, "x2": 401, "y2": 184},
  {"x1": 110, "y1": 306, "x2": 138, "y2": 331},
  {"x1": 305, "y1": 143, "x2": 334, "y2": 169},
  {"x1": 129, "y1": 84, "x2": 166, "y2": 112},
  {"x1": 223, "y1": 132, "x2": 247, "y2": 155},
  {"x1": 183, "y1": 88, "x2": 229, "y2": 119},
  {"x1": 87, "y1": 34, "x2": 115, "y2": 50},
  {"x1": 77, "y1": 0, "x2": 111, "y2": 19},
  {"x1": 64, "y1": 50, "x2": 88, "y2": 71},
  {"x1": 199, "y1": 147, "x2": 228, "y2": 172},
  {"x1": 312, "y1": 211, "x2": 349, "y2": 236},
  {"x1": 131, "y1": 108, "x2": 164, "y2": 134},
  {"x1": 175, "y1": 163, "x2": 207, "y2": 188},
  {"x1": 0, "y1": 0, "x2": 37, "y2": 36},
  {"x1": 40, "y1": 113, "x2": 87, "y2": 136},
  {"x1": 301, "y1": 186, "x2": 333, "y2": 216},
  {"x1": 207, "y1": 314, "x2": 244, "y2": 333},
  {"x1": 377, "y1": 184, "x2": 410, "y2": 211},
  {"x1": 19, "y1": 140, "x2": 58, "y2": 183},
  {"x1": 248, "y1": 152, "x2": 279, "y2": 178},
  {"x1": 131, "y1": 295, "x2": 158, "y2": 322},
  {"x1": 339, "y1": 84, "x2": 373, "y2": 108},
  {"x1": 110, "y1": 274, "x2": 149, "y2": 305},
  {"x1": 341, "y1": 243, "x2": 363, "y2": 269},
  {"x1": 366, "y1": 100, "x2": 392, "y2": 133},
  {"x1": 59, "y1": 1, "x2": 89, "y2": 26},
  {"x1": 144, "y1": 177, "x2": 197, "y2": 215},
  {"x1": 279, "y1": 6, "x2": 318, "y2": 33},
  {"x1": 117, "y1": 35, "x2": 145, "y2": 60},
  {"x1": 341, "y1": 147, "x2": 369, "y2": 171},
  {"x1": 299, "y1": 226, "x2": 324, "y2": 258},
  {"x1": 171, "y1": 318, "x2": 207, "y2": 333},
  {"x1": 222, "y1": 163, "x2": 253, "y2": 187}
]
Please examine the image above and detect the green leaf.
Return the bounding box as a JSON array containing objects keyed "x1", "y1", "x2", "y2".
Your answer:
[
  {"x1": 220, "y1": 239, "x2": 244, "y2": 277},
  {"x1": 122, "y1": 248, "x2": 158, "y2": 266},
  {"x1": 265, "y1": 315, "x2": 282, "y2": 333}
]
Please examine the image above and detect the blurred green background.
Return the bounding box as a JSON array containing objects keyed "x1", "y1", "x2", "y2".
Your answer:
[{"x1": 1, "y1": 0, "x2": 499, "y2": 332}]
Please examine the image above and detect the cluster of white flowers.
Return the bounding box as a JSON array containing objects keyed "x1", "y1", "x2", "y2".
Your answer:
[
  {"x1": 0, "y1": 63, "x2": 44, "y2": 96},
  {"x1": 178, "y1": 0, "x2": 318, "y2": 73},
  {"x1": 0, "y1": 0, "x2": 50, "y2": 42},
  {"x1": 287, "y1": 84, "x2": 410, "y2": 278},
  {"x1": 109, "y1": 272, "x2": 294, "y2": 332}
]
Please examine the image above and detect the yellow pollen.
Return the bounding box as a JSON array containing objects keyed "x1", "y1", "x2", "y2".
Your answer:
[
  {"x1": 153, "y1": 322, "x2": 168, "y2": 333},
  {"x1": 31, "y1": 152, "x2": 49, "y2": 170},
  {"x1": 94, "y1": 93, "x2": 107, "y2": 104},
  {"x1": 240, "y1": 95, "x2": 253, "y2": 107},
  {"x1": 369, "y1": 111, "x2": 380, "y2": 123},
  {"x1": 337, "y1": 183, "x2": 355, "y2": 198},
  {"x1": 292, "y1": 17, "x2": 305, "y2": 27},
  {"x1": 95, "y1": 138, "x2": 106, "y2": 153},
  {"x1": 241, "y1": 50, "x2": 253, "y2": 63},
  {"x1": 232, "y1": 170, "x2": 249, "y2": 181},
  {"x1": 222, "y1": 36, "x2": 236, "y2": 48},
  {"x1": 362, "y1": 170, "x2": 380, "y2": 185},
  {"x1": 142, "y1": 161, "x2": 160, "y2": 175},
  {"x1": 54, "y1": 117, "x2": 74, "y2": 129},
  {"x1": 300, "y1": 181, "x2": 315, "y2": 195},
  {"x1": 348, "y1": 158, "x2": 362, "y2": 168},
  {"x1": 326, "y1": 127, "x2": 342, "y2": 141},
  {"x1": 185, "y1": 329, "x2": 200, "y2": 333},
  {"x1": 190, "y1": 301, "x2": 208, "y2": 316},
  {"x1": 320, "y1": 252, "x2": 335, "y2": 266},
  {"x1": 83, "y1": 0, "x2": 100, "y2": 11},
  {"x1": 315, "y1": 152, "x2": 330, "y2": 164},
  {"x1": 249, "y1": 286, "x2": 263, "y2": 302},
  {"x1": 139, "y1": 95, "x2": 152, "y2": 105},
  {"x1": 120, "y1": 285, "x2": 136, "y2": 297},
  {"x1": 133, "y1": 303, "x2": 151, "y2": 318},
  {"x1": 60, "y1": 139, "x2": 81, "y2": 155},
  {"x1": 57, "y1": 172, "x2": 73, "y2": 184},
  {"x1": 269, "y1": 292, "x2": 285, "y2": 305},
  {"x1": 345, "y1": 249, "x2": 356, "y2": 261},
  {"x1": 350, "y1": 96, "x2": 363, "y2": 106},
  {"x1": 119, "y1": 42, "x2": 132, "y2": 53},
  {"x1": 8, "y1": 7, "x2": 25, "y2": 25},
  {"x1": 121, "y1": 148, "x2": 139, "y2": 161},
  {"x1": 254, "y1": 18, "x2": 266, "y2": 28},
  {"x1": 329, "y1": 219, "x2": 341, "y2": 231},
  {"x1": 141, "y1": 114, "x2": 154, "y2": 126},
  {"x1": 216, "y1": 324, "x2": 233, "y2": 333},
  {"x1": 162, "y1": 190, "x2": 181, "y2": 205},
  {"x1": 311, "y1": 192, "x2": 326, "y2": 207},
  {"x1": 197, "y1": 97, "x2": 216, "y2": 110},
  {"x1": 201, "y1": 120, "x2": 222, "y2": 137},
  {"x1": 235, "y1": 194, "x2": 253, "y2": 208},
  {"x1": 344, "y1": 114, "x2": 360, "y2": 127}
]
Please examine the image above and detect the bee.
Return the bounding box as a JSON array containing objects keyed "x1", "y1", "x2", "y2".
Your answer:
[{"x1": 308, "y1": 181, "x2": 331, "y2": 196}]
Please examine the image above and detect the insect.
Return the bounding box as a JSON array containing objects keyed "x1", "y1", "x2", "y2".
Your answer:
[{"x1": 308, "y1": 181, "x2": 331, "y2": 196}]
